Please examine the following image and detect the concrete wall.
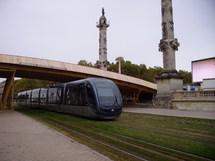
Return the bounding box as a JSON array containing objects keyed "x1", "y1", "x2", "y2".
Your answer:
[
  {"x1": 173, "y1": 100, "x2": 215, "y2": 112},
  {"x1": 172, "y1": 90, "x2": 215, "y2": 112}
]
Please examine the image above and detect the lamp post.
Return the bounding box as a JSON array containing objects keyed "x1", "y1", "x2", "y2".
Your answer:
[{"x1": 115, "y1": 57, "x2": 124, "y2": 74}]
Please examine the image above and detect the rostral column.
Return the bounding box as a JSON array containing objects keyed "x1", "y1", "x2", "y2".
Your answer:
[{"x1": 153, "y1": 0, "x2": 183, "y2": 109}]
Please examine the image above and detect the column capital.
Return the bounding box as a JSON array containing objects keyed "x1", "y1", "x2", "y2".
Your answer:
[
  {"x1": 159, "y1": 38, "x2": 180, "y2": 52},
  {"x1": 95, "y1": 60, "x2": 110, "y2": 70}
]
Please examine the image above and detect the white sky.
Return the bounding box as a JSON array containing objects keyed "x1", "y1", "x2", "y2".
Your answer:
[{"x1": 0, "y1": 0, "x2": 215, "y2": 73}]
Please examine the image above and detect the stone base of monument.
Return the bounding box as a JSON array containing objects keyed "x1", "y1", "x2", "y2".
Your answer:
[
  {"x1": 153, "y1": 70, "x2": 183, "y2": 109},
  {"x1": 152, "y1": 94, "x2": 173, "y2": 109}
]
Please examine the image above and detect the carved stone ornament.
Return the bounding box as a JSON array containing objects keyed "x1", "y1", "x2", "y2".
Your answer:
[
  {"x1": 162, "y1": 22, "x2": 167, "y2": 39},
  {"x1": 170, "y1": 38, "x2": 180, "y2": 51},
  {"x1": 169, "y1": 21, "x2": 174, "y2": 31},
  {"x1": 103, "y1": 60, "x2": 110, "y2": 67},
  {"x1": 95, "y1": 60, "x2": 110, "y2": 68},
  {"x1": 159, "y1": 39, "x2": 180, "y2": 52},
  {"x1": 159, "y1": 39, "x2": 169, "y2": 52},
  {"x1": 95, "y1": 60, "x2": 101, "y2": 68}
]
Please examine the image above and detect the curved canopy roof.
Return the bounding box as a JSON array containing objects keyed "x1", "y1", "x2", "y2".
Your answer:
[{"x1": 0, "y1": 54, "x2": 157, "y2": 94}]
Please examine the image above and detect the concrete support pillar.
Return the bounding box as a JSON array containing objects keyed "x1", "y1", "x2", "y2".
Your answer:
[
  {"x1": 0, "y1": 71, "x2": 15, "y2": 111},
  {"x1": 7, "y1": 79, "x2": 14, "y2": 110}
]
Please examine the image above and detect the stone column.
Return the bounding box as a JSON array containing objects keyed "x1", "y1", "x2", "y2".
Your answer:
[
  {"x1": 96, "y1": 8, "x2": 110, "y2": 71},
  {"x1": 153, "y1": 0, "x2": 183, "y2": 109},
  {"x1": 159, "y1": 0, "x2": 180, "y2": 72}
]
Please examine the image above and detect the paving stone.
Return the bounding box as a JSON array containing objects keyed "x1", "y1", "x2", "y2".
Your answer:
[{"x1": 0, "y1": 112, "x2": 112, "y2": 161}]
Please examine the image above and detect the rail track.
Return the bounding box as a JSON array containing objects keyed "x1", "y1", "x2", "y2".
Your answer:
[
  {"x1": 45, "y1": 119, "x2": 149, "y2": 161},
  {"x1": 119, "y1": 121, "x2": 215, "y2": 145},
  {"x1": 42, "y1": 117, "x2": 213, "y2": 161}
]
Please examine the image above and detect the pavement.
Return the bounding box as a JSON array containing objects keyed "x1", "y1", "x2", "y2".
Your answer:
[
  {"x1": 123, "y1": 107, "x2": 215, "y2": 120},
  {"x1": 0, "y1": 111, "x2": 111, "y2": 161}
]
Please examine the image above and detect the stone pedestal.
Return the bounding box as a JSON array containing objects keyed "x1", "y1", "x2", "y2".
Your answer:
[
  {"x1": 153, "y1": 94, "x2": 173, "y2": 109},
  {"x1": 156, "y1": 70, "x2": 183, "y2": 95},
  {"x1": 153, "y1": 70, "x2": 183, "y2": 109}
]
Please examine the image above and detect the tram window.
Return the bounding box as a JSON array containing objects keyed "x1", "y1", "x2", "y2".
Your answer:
[
  {"x1": 97, "y1": 88, "x2": 115, "y2": 105},
  {"x1": 93, "y1": 80, "x2": 122, "y2": 106},
  {"x1": 65, "y1": 86, "x2": 85, "y2": 106},
  {"x1": 48, "y1": 87, "x2": 62, "y2": 104},
  {"x1": 86, "y1": 83, "x2": 96, "y2": 107},
  {"x1": 26, "y1": 91, "x2": 31, "y2": 102},
  {"x1": 17, "y1": 93, "x2": 26, "y2": 102},
  {"x1": 56, "y1": 88, "x2": 62, "y2": 104},
  {"x1": 26, "y1": 93, "x2": 29, "y2": 102},
  {"x1": 31, "y1": 89, "x2": 40, "y2": 102},
  {"x1": 97, "y1": 88, "x2": 114, "y2": 97},
  {"x1": 40, "y1": 88, "x2": 47, "y2": 103},
  {"x1": 48, "y1": 88, "x2": 57, "y2": 103}
]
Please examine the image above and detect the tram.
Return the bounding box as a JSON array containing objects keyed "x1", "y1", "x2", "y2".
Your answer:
[{"x1": 16, "y1": 78, "x2": 123, "y2": 119}]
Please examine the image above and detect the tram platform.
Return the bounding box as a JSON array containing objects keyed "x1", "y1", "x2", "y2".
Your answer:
[{"x1": 0, "y1": 111, "x2": 111, "y2": 161}]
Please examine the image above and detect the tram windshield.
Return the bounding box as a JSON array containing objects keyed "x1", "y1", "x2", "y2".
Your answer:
[{"x1": 93, "y1": 79, "x2": 122, "y2": 109}]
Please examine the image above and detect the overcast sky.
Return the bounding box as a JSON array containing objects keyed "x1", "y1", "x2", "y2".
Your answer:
[{"x1": 0, "y1": 0, "x2": 215, "y2": 73}]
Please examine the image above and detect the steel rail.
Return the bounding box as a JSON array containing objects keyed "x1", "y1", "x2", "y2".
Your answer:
[
  {"x1": 45, "y1": 119, "x2": 149, "y2": 161},
  {"x1": 51, "y1": 118, "x2": 213, "y2": 161}
]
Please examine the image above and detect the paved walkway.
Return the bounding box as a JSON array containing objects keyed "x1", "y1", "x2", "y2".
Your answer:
[
  {"x1": 0, "y1": 111, "x2": 111, "y2": 161},
  {"x1": 123, "y1": 107, "x2": 215, "y2": 120}
]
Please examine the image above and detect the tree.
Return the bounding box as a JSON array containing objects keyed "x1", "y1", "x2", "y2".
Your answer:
[
  {"x1": 78, "y1": 60, "x2": 94, "y2": 67},
  {"x1": 121, "y1": 61, "x2": 140, "y2": 78},
  {"x1": 108, "y1": 62, "x2": 118, "y2": 73},
  {"x1": 179, "y1": 70, "x2": 192, "y2": 84},
  {"x1": 147, "y1": 66, "x2": 163, "y2": 82},
  {"x1": 76, "y1": 59, "x2": 191, "y2": 84},
  {"x1": 108, "y1": 61, "x2": 163, "y2": 83}
]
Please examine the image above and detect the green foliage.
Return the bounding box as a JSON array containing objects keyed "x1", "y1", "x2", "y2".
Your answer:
[
  {"x1": 108, "y1": 60, "x2": 163, "y2": 83},
  {"x1": 77, "y1": 59, "x2": 192, "y2": 84},
  {"x1": 146, "y1": 66, "x2": 163, "y2": 82},
  {"x1": 179, "y1": 70, "x2": 192, "y2": 84},
  {"x1": 78, "y1": 60, "x2": 94, "y2": 67}
]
